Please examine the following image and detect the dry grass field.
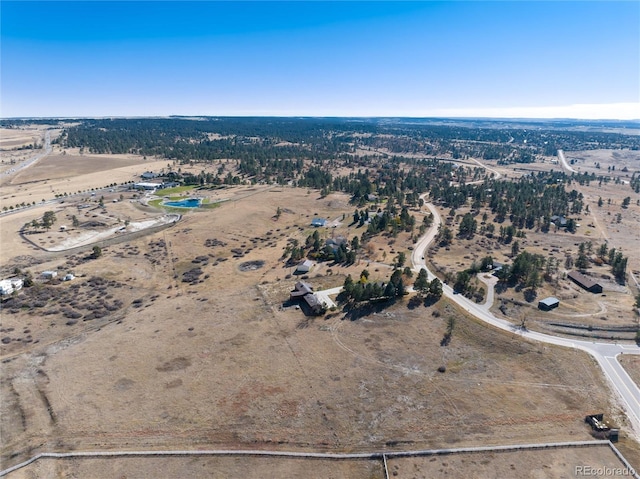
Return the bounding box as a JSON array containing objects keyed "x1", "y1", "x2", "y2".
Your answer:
[
  {"x1": 386, "y1": 444, "x2": 635, "y2": 479},
  {"x1": 4, "y1": 445, "x2": 635, "y2": 479},
  {"x1": 5, "y1": 455, "x2": 382, "y2": 479},
  {"x1": 10, "y1": 151, "x2": 150, "y2": 183},
  {"x1": 0, "y1": 127, "x2": 44, "y2": 150}
]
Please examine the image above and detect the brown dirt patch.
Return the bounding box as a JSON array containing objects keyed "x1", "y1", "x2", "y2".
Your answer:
[
  {"x1": 387, "y1": 444, "x2": 635, "y2": 478},
  {"x1": 4, "y1": 456, "x2": 382, "y2": 479}
]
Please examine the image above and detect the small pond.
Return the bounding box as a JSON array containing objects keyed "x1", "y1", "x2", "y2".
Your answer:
[{"x1": 163, "y1": 198, "x2": 202, "y2": 208}]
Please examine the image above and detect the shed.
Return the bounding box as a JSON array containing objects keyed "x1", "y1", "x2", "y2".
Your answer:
[
  {"x1": 41, "y1": 271, "x2": 58, "y2": 279},
  {"x1": 296, "y1": 260, "x2": 314, "y2": 274},
  {"x1": 538, "y1": 297, "x2": 559, "y2": 311},
  {"x1": 63, "y1": 274, "x2": 75, "y2": 281},
  {"x1": 568, "y1": 271, "x2": 603, "y2": 293},
  {"x1": 311, "y1": 218, "x2": 327, "y2": 227}
]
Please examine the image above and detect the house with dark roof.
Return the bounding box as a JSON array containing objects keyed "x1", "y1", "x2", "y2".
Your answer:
[
  {"x1": 550, "y1": 215, "x2": 567, "y2": 227},
  {"x1": 290, "y1": 281, "x2": 313, "y2": 299},
  {"x1": 289, "y1": 281, "x2": 325, "y2": 315},
  {"x1": 567, "y1": 271, "x2": 603, "y2": 293},
  {"x1": 326, "y1": 236, "x2": 348, "y2": 252}
]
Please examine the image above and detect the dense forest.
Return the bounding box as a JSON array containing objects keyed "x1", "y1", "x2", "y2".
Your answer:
[{"x1": 45, "y1": 117, "x2": 640, "y2": 162}]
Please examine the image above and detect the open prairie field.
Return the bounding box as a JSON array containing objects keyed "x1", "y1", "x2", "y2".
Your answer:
[
  {"x1": 0, "y1": 186, "x2": 628, "y2": 474},
  {"x1": 5, "y1": 455, "x2": 383, "y2": 479},
  {"x1": 386, "y1": 444, "x2": 635, "y2": 479},
  {"x1": 9, "y1": 151, "x2": 150, "y2": 183},
  {"x1": 0, "y1": 126, "x2": 48, "y2": 150},
  {"x1": 0, "y1": 158, "x2": 169, "y2": 210}
]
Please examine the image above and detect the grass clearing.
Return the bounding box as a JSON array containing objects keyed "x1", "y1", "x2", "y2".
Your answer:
[{"x1": 155, "y1": 185, "x2": 195, "y2": 196}]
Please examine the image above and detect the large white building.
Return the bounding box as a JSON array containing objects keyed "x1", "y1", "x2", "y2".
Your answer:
[
  {"x1": 0, "y1": 278, "x2": 23, "y2": 296},
  {"x1": 133, "y1": 182, "x2": 163, "y2": 190}
]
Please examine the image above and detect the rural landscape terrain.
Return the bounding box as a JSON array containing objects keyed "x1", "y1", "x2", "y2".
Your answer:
[{"x1": 1, "y1": 117, "x2": 639, "y2": 478}]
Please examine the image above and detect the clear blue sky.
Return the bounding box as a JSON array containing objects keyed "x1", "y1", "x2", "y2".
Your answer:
[{"x1": 1, "y1": 1, "x2": 638, "y2": 118}]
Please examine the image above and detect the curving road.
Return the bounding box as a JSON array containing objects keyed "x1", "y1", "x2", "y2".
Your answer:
[
  {"x1": 557, "y1": 149, "x2": 576, "y2": 174},
  {"x1": 412, "y1": 200, "x2": 640, "y2": 439}
]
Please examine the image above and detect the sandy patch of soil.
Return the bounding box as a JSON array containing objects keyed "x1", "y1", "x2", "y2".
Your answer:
[{"x1": 43, "y1": 214, "x2": 179, "y2": 252}]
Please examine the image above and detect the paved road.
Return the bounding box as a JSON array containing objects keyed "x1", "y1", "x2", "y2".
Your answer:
[
  {"x1": 413, "y1": 202, "x2": 640, "y2": 439},
  {"x1": 467, "y1": 157, "x2": 503, "y2": 180},
  {"x1": 2, "y1": 130, "x2": 52, "y2": 177},
  {"x1": 557, "y1": 149, "x2": 577, "y2": 174}
]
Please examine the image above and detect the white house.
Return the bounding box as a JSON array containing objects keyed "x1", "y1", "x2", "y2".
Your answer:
[
  {"x1": 296, "y1": 259, "x2": 314, "y2": 274},
  {"x1": 133, "y1": 182, "x2": 163, "y2": 190},
  {"x1": 41, "y1": 271, "x2": 58, "y2": 279}
]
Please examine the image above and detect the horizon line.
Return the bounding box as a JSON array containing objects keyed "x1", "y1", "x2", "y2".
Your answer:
[{"x1": 2, "y1": 115, "x2": 639, "y2": 123}]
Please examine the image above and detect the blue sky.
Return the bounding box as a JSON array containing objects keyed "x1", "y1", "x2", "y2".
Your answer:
[{"x1": 1, "y1": 1, "x2": 638, "y2": 119}]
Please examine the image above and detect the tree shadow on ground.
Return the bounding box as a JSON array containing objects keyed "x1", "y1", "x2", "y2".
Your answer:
[
  {"x1": 407, "y1": 296, "x2": 422, "y2": 310},
  {"x1": 344, "y1": 298, "x2": 397, "y2": 321}
]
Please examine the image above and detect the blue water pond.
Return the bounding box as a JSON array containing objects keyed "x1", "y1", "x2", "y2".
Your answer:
[{"x1": 163, "y1": 198, "x2": 202, "y2": 208}]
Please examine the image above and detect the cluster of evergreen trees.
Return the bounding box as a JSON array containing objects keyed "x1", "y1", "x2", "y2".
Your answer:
[
  {"x1": 341, "y1": 269, "x2": 408, "y2": 303},
  {"x1": 570, "y1": 241, "x2": 628, "y2": 284},
  {"x1": 413, "y1": 269, "x2": 443, "y2": 301},
  {"x1": 284, "y1": 231, "x2": 359, "y2": 266}
]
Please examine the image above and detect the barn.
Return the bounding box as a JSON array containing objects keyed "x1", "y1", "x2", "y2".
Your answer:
[{"x1": 568, "y1": 271, "x2": 603, "y2": 294}]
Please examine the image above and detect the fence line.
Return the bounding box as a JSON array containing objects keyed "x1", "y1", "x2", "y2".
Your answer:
[
  {"x1": 609, "y1": 443, "x2": 640, "y2": 479},
  {"x1": 1, "y1": 440, "x2": 622, "y2": 477}
]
